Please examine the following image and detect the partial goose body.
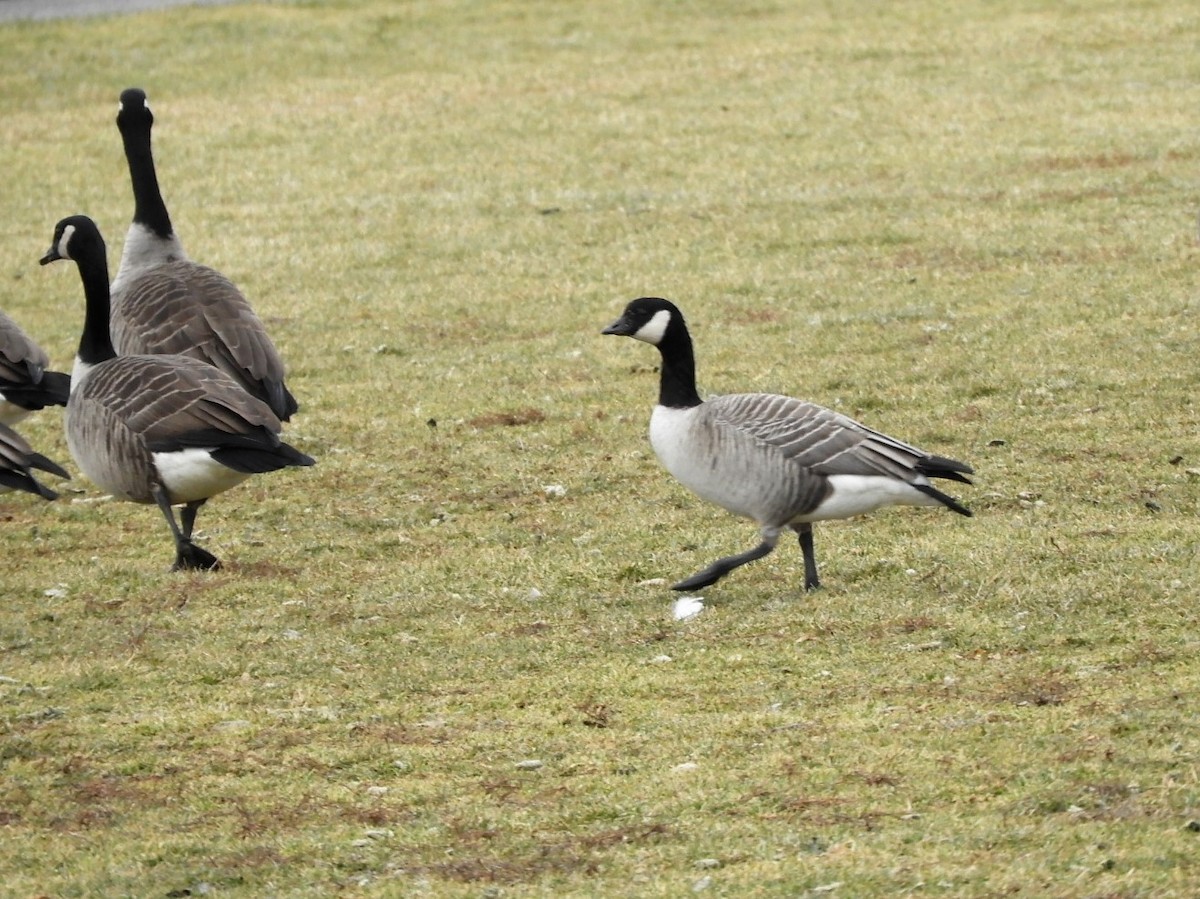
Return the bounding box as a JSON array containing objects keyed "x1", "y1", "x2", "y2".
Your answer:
[
  {"x1": 603, "y1": 297, "x2": 973, "y2": 592},
  {"x1": 0, "y1": 421, "x2": 69, "y2": 500},
  {"x1": 111, "y1": 87, "x2": 298, "y2": 421},
  {"x1": 0, "y1": 309, "x2": 70, "y2": 425},
  {"x1": 42, "y1": 214, "x2": 314, "y2": 571}
]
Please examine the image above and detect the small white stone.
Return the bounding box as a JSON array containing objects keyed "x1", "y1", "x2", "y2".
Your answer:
[
  {"x1": 516, "y1": 759, "x2": 543, "y2": 770},
  {"x1": 649, "y1": 654, "x2": 673, "y2": 664},
  {"x1": 366, "y1": 786, "x2": 389, "y2": 796},
  {"x1": 673, "y1": 597, "x2": 704, "y2": 620},
  {"x1": 542, "y1": 484, "x2": 567, "y2": 497},
  {"x1": 672, "y1": 762, "x2": 699, "y2": 773}
]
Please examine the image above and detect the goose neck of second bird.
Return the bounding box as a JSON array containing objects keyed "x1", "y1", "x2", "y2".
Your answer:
[
  {"x1": 656, "y1": 324, "x2": 703, "y2": 409},
  {"x1": 74, "y1": 246, "x2": 117, "y2": 379},
  {"x1": 121, "y1": 119, "x2": 175, "y2": 243}
]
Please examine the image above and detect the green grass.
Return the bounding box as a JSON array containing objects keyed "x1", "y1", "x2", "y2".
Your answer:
[{"x1": 2, "y1": 0, "x2": 1200, "y2": 895}]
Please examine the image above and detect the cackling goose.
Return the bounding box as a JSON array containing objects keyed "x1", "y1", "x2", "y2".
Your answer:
[
  {"x1": 602, "y1": 297, "x2": 973, "y2": 592},
  {"x1": 42, "y1": 214, "x2": 314, "y2": 570},
  {"x1": 112, "y1": 87, "x2": 299, "y2": 421}
]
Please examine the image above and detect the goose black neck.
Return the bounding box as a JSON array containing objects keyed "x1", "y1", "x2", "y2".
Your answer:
[
  {"x1": 121, "y1": 120, "x2": 174, "y2": 241},
  {"x1": 656, "y1": 323, "x2": 703, "y2": 409},
  {"x1": 75, "y1": 246, "x2": 117, "y2": 366}
]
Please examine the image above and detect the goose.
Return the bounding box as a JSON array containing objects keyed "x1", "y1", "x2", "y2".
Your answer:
[
  {"x1": 41, "y1": 214, "x2": 314, "y2": 570},
  {"x1": 0, "y1": 422, "x2": 69, "y2": 501},
  {"x1": 0, "y1": 308, "x2": 70, "y2": 426},
  {"x1": 602, "y1": 297, "x2": 974, "y2": 592},
  {"x1": 111, "y1": 87, "x2": 299, "y2": 421}
]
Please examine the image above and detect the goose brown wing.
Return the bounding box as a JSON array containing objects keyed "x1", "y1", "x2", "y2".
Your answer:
[
  {"x1": 0, "y1": 422, "x2": 67, "y2": 498},
  {"x1": 707, "y1": 393, "x2": 945, "y2": 482},
  {"x1": 112, "y1": 262, "x2": 296, "y2": 418},
  {"x1": 85, "y1": 355, "x2": 282, "y2": 447},
  {"x1": 0, "y1": 311, "x2": 49, "y2": 384}
]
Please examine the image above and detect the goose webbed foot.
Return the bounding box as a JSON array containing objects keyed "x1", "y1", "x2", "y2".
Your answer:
[
  {"x1": 154, "y1": 489, "x2": 219, "y2": 572},
  {"x1": 173, "y1": 541, "x2": 221, "y2": 571},
  {"x1": 671, "y1": 538, "x2": 777, "y2": 592}
]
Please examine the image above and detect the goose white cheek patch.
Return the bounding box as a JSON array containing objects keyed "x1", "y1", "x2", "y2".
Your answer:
[
  {"x1": 632, "y1": 308, "x2": 672, "y2": 345},
  {"x1": 57, "y1": 223, "x2": 76, "y2": 260}
]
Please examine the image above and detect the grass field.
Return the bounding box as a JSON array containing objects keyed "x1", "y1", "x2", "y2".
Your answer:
[{"x1": 2, "y1": 0, "x2": 1200, "y2": 895}]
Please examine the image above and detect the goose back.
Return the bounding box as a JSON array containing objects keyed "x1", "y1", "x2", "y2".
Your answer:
[
  {"x1": 651, "y1": 392, "x2": 966, "y2": 527},
  {"x1": 111, "y1": 261, "x2": 293, "y2": 416},
  {"x1": 68, "y1": 353, "x2": 289, "y2": 505},
  {"x1": 111, "y1": 87, "x2": 298, "y2": 421}
]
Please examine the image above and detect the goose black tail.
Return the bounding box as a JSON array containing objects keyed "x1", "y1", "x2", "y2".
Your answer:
[
  {"x1": 918, "y1": 453, "x2": 974, "y2": 486},
  {"x1": 27, "y1": 451, "x2": 70, "y2": 481},
  {"x1": 914, "y1": 482, "x2": 972, "y2": 517}
]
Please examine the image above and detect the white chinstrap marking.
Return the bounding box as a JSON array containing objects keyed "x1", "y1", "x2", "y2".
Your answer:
[
  {"x1": 632, "y1": 308, "x2": 672, "y2": 345},
  {"x1": 57, "y1": 223, "x2": 77, "y2": 260}
]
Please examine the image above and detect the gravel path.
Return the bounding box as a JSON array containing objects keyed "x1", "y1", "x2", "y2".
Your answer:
[{"x1": 0, "y1": 0, "x2": 244, "y2": 23}]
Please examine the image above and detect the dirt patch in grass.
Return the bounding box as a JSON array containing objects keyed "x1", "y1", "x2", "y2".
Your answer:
[{"x1": 467, "y1": 408, "x2": 547, "y2": 429}]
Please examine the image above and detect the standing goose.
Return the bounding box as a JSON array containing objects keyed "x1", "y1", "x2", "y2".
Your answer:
[
  {"x1": 0, "y1": 309, "x2": 70, "y2": 425},
  {"x1": 0, "y1": 422, "x2": 69, "y2": 501},
  {"x1": 41, "y1": 214, "x2": 314, "y2": 570},
  {"x1": 111, "y1": 87, "x2": 299, "y2": 421},
  {"x1": 602, "y1": 297, "x2": 973, "y2": 592}
]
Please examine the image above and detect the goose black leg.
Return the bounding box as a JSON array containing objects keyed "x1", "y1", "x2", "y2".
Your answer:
[
  {"x1": 671, "y1": 535, "x2": 779, "y2": 592},
  {"x1": 180, "y1": 499, "x2": 206, "y2": 541},
  {"x1": 153, "y1": 487, "x2": 220, "y2": 571},
  {"x1": 794, "y1": 522, "x2": 820, "y2": 591}
]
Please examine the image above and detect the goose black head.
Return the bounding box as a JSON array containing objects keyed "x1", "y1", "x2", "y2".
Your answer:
[
  {"x1": 116, "y1": 87, "x2": 152, "y2": 134},
  {"x1": 40, "y1": 215, "x2": 105, "y2": 267},
  {"x1": 602, "y1": 297, "x2": 683, "y2": 346}
]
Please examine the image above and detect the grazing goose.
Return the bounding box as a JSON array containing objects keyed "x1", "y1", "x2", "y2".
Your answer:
[
  {"x1": 111, "y1": 87, "x2": 299, "y2": 421},
  {"x1": 0, "y1": 422, "x2": 69, "y2": 501},
  {"x1": 0, "y1": 309, "x2": 70, "y2": 426},
  {"x1": 602, "y1": 297, "x2": 974, "y2": 592},
  {"x1": 41, "y1": 214, "x2": 314, "y2": 570}
]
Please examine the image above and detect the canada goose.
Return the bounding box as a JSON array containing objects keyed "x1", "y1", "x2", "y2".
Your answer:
[
  {"x1": 0, "y1": 309, "x2": 70, "y2": 426},
  {"x1": 41, "y1": 214, "x2": 314, "y2": 570},
  {"x1": 0, "y1": 422, "x2": 69, "y2": 501},
  {"x1": 602, "y1": 297, "x2": 973, "y2": 592},
  {"x1": 111, "y1": 87, "x2": 299, "y2": 421}
]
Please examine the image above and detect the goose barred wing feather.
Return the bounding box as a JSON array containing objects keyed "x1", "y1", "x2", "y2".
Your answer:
[
  {"x1": 0, "y1": 311, "x2": 70, "y2": 423},
  {"x1": 0, "y1": 422, "x2": 68, "y2": 499},
  {"x1": 112, "y1": 262, "x2": 297, "y2": 420},
  {"x1": 707, "y1": 393, "x2": 968, "y2": 483},
  {"x1": 83, "y1": 355, "x2": 281, "y2": 447},
  {"x1": 0, "y1": 311, "x2": 49, "y2": 382}
]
